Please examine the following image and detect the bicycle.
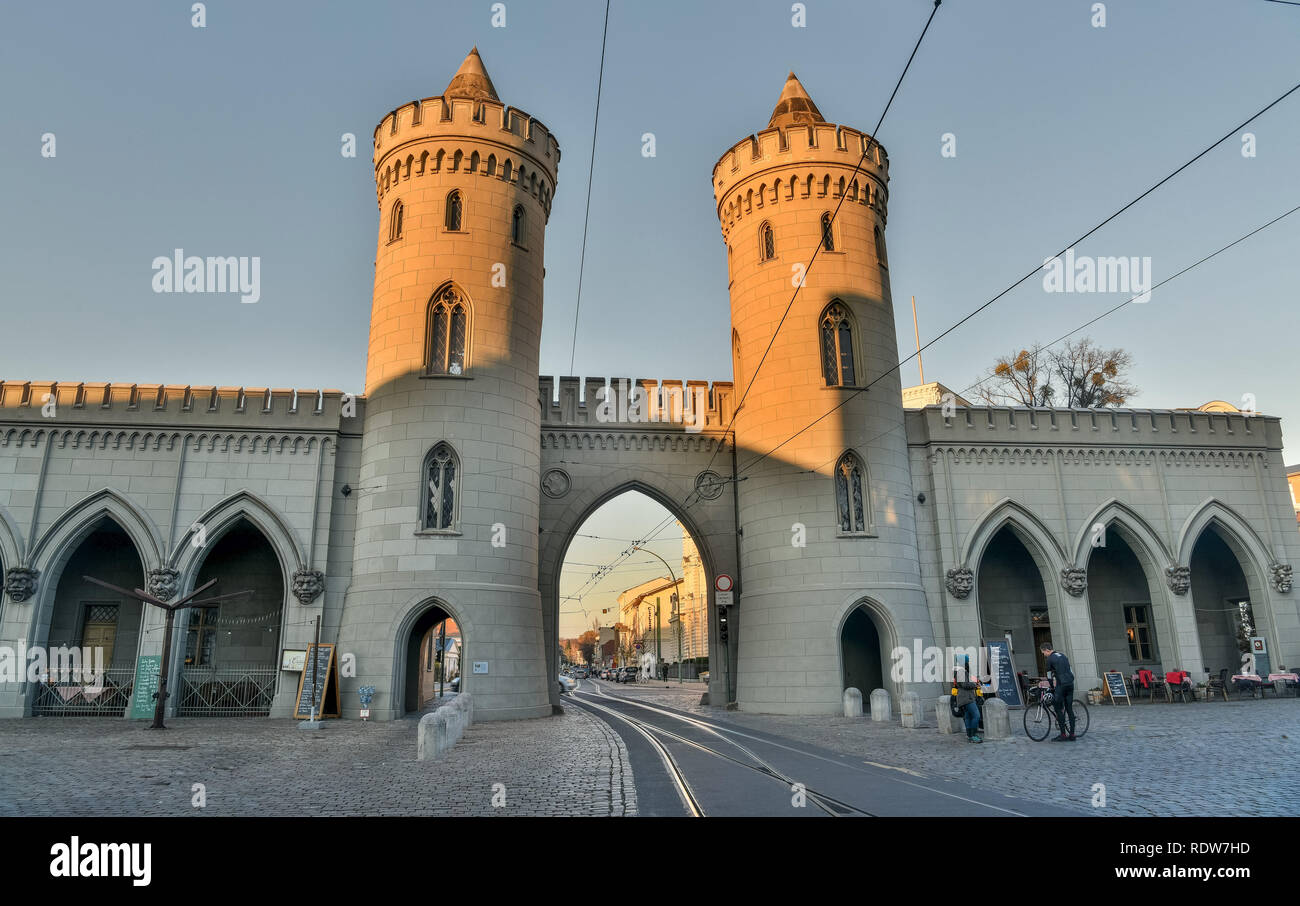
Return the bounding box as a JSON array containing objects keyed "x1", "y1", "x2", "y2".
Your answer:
[{"x1": 1023, "y1": 683, "x2": 1089, "y2": 741}]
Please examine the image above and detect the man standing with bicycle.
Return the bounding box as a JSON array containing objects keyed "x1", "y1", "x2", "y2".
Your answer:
[{"x1": 1041, "y1": 643, "x2": 1076, "y2": 741}]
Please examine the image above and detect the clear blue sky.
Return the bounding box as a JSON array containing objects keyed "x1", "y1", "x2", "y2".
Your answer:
[{"x1": 2, "y1": 0, "x2": 1297, "y2": 581}]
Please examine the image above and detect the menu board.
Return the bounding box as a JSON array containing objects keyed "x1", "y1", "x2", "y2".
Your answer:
[
  {"x1": 129, "y1": 655, "x2": 162, "y2": 719},
  {"x1": 294, "y1": 643, "x2": 340, "y2": 719},
  {"x1": 986, "y1": 641, "x2": 1022, "y2": 708},
  {"x1": 1104, "y1": 670, "x2": 1131, "y2": 705}
]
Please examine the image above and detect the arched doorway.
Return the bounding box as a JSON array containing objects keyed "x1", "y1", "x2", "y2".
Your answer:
[
  {"x1": 840, "y1": 602, "x2": 887, "y2": 696},
  {"x1": 33, "y1": 517, "x2": 145, "y2": 716},
  {"x1": 405, "y1": 601, "x2": 459, "y2": 713},
  {"x1": 1086, "y1": 529, "x2": 1168, "y2": 675},
  {"x1": 552, "y1": 487, "x2": 715, "y2": 691},
  {"x1": 177, "y1": 518, "x2": 285, "y2": 716},
  {"x1": 1190, "y1": 525, "x2": 1254, "y2": 680},
  {"x1": 978, "y1": 525, "x2": 1054, "y2": 675}
]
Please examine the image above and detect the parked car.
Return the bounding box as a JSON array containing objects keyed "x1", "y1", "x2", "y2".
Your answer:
[
  {"x1": 618, "y1": 666, "x2": 638, "y2": 684},
  {"x1": 699, "y1": 671, "x2": 709, "y2": 684}
]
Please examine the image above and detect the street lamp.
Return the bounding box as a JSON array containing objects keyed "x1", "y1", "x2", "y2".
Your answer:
[{"x1": 633, "y1": 544, "x2": 680, "y2": 684}]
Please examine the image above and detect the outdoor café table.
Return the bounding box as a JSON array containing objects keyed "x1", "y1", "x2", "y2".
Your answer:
[
  {"x1": 1268, "y1": 673, "x2": 1299, "y2": 696},
  {"x1": 1232, "y1": 674, "x2": 1263, "y2": 698}
]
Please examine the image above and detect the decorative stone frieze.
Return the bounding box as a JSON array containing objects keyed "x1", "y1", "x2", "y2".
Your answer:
[{"x1": 1271, "y1": 563, "x2": 1293, "y2": 594}]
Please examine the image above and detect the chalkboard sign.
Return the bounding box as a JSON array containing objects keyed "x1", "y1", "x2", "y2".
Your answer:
[
  {"x1": 1103, "y1": 671, "x2": 1131, "y2": 706},
  {"x1": 129, "y1": 655, "x2": 162, "y2": 719},
  {"x1": 986, "y1": 641, "x2": 1023, "y2": 708},
  {"x1": 294, "y1": 643, "x2": 340, "y2": 719}
]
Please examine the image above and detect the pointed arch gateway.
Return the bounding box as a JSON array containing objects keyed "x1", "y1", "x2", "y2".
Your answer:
[
  {"x1": 30, "y1": 514, "x2": 148, "y2": 716},
  {"x1": 1075, "y1": 499, "x2": 1188, "y2": 680},
  {"x1": 539, "y1": 477, "x2": 728, "y2": 707},
  {"x1": 961, "y1": 498, "x2": 1074, "y2": 675},
  {"x1": 1177, "y1": 499, "x2": 1282, "y2": 682}
]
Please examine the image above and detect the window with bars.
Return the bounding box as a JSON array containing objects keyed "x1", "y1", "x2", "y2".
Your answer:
[
  {"x1": 423, "y1": 443, "x2": 459, "y2": 531},
  {"x1": 185, "y1": 606, "x2": 218, "y2": 666},
  {"x1": 820, "y1": 213, "x2": 835, "y2": 251},
  {"x1": 427, "y1": 287, "x2": 468, "y2": 375},
  {"x1": 445, "y1": 190, "x2": 463, "y2": 231},
  {"x1": 1124, "y1": 604, "x2": 1157, "y2": 662},
  {"x1": 834, "y1": 451, "x2": 870, "y2": 534},
  {"x1": 759, "y1": 222, "x2": 775, "y2": 261},
  {"x1": 820, "y1": 301, "x2": 856, "y2": 386}
]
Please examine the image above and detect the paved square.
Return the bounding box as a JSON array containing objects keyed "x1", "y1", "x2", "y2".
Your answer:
[{"x1": 0, "y1": 705, "x2": 635, "y2": 817}]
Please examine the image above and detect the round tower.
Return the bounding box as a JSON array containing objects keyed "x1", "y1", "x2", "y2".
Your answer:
[
  {"x1": 338, "y1": 48, "x2": 560, "y2": 721},
  {"x1": 713, "y1": 73, "x2": 937, "y2": 714}
]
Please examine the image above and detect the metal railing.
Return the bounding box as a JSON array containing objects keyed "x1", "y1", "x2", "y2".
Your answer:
[
  {"x1": 31, "y1": 666, "x2": 135, "y2": 717},
  {"x1": 177, "y1": 664, "x2": 278, "y2": 716}
]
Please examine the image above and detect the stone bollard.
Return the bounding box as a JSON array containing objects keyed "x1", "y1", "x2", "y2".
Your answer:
[
  {"x1": 936, "y1": 695, "x2": 962, "y2": 734},
  {"x1": 843, "y1": 687, "x2": 863, "y2": 718},
  {"x1": 417, "y1": 693, "x2": 474, "y2": 760},
  {"x1": 900, "y1": 691, "x2": 925, "y2": 728},
  {"x1": 869, "y1": 688, "x2": 891, "y2": 722},
  {"x1": 982, "y1": 697, "x2": 1010, "y2": 740}
]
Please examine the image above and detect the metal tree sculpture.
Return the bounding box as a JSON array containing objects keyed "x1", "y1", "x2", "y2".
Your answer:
[{"x1": 83, "y1": 575, "x2": 252, "y2": 729}]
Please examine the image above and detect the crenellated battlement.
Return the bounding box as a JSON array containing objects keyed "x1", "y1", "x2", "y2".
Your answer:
[
  {"x1": 373, "y1": 96, "x2": 559, "y2": 212},
  {"x1": 539, "y1": 377, "x2": 735, "y2": 432},
  {"x1": 0, "y1": 380, "x2": 363, "y2": 427},
  {"x1": 712, "y1": 122, "x2": 888, "y2": 224},
  {"x1": 907, "y1": 403, "x2": 1284, "y2": 453}
]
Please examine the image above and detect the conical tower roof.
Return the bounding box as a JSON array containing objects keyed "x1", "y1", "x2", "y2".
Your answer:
[
  {"x1": 767, "y1": 72, "x2": 825, "y2": 128},
  {"x1": 444, "y1": 46, "x2": 499, "y2": 102}
]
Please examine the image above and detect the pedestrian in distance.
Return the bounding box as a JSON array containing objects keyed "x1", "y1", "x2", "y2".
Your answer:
[{"x1": 1040, "y1": 643, "x2": 1076, "y2": 741}]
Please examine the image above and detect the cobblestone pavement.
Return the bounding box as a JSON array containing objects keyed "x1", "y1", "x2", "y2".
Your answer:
[
  {"x1": 0, "y1": 703, "x2": 635, "y2": 817},
  {"x1": 590, "y1": 679, "x2": 1300, "y2": 816}
]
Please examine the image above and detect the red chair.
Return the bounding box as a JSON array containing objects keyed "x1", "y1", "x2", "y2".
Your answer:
[
  {"x1": 1136, "y1": 668, "x2": 1156, "y2": 702},
  {"x1": 1165, "y1": 670, "x2": 1192, "y2": 703}
]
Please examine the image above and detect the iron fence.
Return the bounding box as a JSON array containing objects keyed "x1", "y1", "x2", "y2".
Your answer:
[
  {"x1": 31, "y1": 666, "x2": 135, "y2": 717},
  {"x1": 177, "y1": 664, "x2": 278, "y2": 716}
]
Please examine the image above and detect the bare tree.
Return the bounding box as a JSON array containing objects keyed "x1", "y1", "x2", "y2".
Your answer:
[
  {"x1": 1050, "y1": 338, "x2": 1137, "y2": 407},
  {"x1": 973, "y1": 338, "x2": 1137, "y2": 408},
  {"x1": 973, "y1": 347, "x2": 1055, "y2": 407}
]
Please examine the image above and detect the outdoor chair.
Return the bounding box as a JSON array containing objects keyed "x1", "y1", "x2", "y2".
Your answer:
[{"x1": 1205, "y1": 668, "x2": 1229, "y2": 702}]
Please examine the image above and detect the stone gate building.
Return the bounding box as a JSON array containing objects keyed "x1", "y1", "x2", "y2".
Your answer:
[{"x1": 1, "y1": 50, "x2": 1296, "y2": 721}]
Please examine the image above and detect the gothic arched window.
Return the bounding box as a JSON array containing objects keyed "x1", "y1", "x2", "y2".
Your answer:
[
  {"x1": 512, "y1": 205, "x2": 526, "y2": 245},
  {"x1": 422, "y1": 442, "x2": 460, "y2": 531},
  {"x1": 874, "y1": 226, "x2": 888, "y2": 270},
  {"x1": 427, "y1": 286, "x2": 469, "y2": 375},
  {"x1": 389, "y1": 199, "x2": 404, "y2": 242},
  {"x1": 834, "y1": 451, "x2": 870, "y2": 535},
  {"x1": 445, "y1": 190, "x2": 463, "y2": 231},
  {"x1": 820, "y1": 213, "x2": 834, "y2": 252},
  {"x1": 759, "y1": 222, "x2": 775, "y2": 261},
  {"x1": 820, "y1": 301, "x2": 856, "y2": 387},
  {"x1": 732, "y1": 328, "x2": 743, "y2": 387}
]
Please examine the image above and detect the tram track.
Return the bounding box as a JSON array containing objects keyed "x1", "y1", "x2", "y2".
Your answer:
[
  {"x1": 570, "y1": 678, "x2": 1033, "y2": 817},
  {"x1": 569, "y1": 681, "x2": 874, "y2": 817}
]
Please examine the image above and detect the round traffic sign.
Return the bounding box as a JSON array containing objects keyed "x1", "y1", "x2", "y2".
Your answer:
[{"x1": 715, "y1": 574, "x2": 734, "y2": 592}]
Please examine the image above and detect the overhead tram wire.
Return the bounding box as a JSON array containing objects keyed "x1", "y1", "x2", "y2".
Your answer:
[
  {"x1": 707, "y1": 201, "x2": 1300, "y2": 491},
  {"x1": 567, "y1": 0, "x2": 612, "y2": 375},
  {"x1": 733, "y1": 79, "x2": 1300, "y2": 476},
  {"x1": 959, "y1": 202, "x2": 1300, "y2": 403},
  {"x1": 691, "y1": 0, "x2": 945, "y2": 487}
]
